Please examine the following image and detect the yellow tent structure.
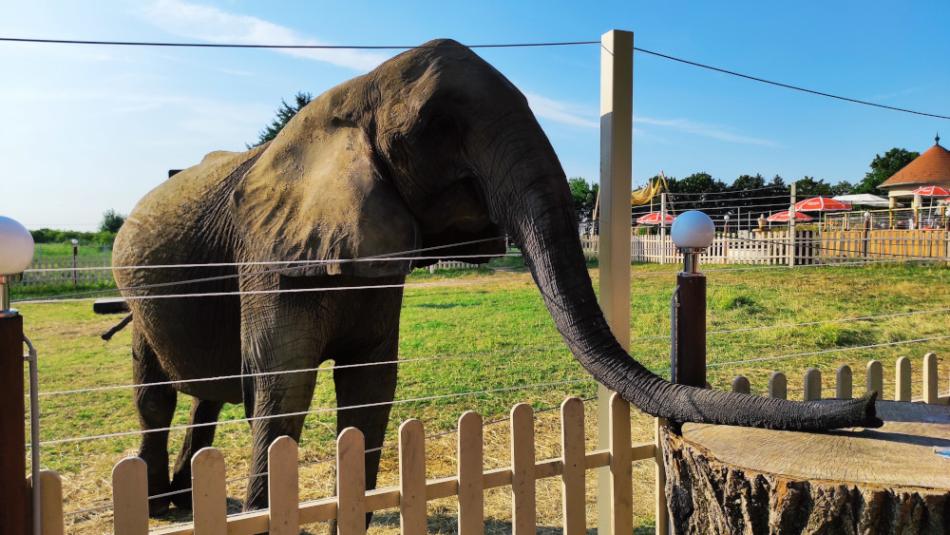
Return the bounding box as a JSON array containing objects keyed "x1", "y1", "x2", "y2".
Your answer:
[{"x1": 592, "y1": 173, "x2": 668, "y2": 223}]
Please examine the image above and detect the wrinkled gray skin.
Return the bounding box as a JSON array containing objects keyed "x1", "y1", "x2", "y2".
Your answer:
[{"x1": 114, "y1": 39, "x2": 881, "y2": 518}]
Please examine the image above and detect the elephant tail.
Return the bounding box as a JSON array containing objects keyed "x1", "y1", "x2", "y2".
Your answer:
[{"x1": 102, "y1": 313, "x2": 133, "y2": 341}]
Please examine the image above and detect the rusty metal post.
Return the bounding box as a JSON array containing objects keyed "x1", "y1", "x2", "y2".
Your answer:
[
  {"x1": 671, "y1": 271, "x2": 707, "y2": 388},
  {"x1": 0, "y1": 310, "x2": 28, "y2": 533}
]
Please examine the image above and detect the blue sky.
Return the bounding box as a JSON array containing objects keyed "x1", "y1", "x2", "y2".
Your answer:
[{"x1": 2, "y1": 1, "x2": 948, "y2": 230}]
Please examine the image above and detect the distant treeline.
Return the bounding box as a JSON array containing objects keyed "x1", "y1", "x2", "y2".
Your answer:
[{"x1": 30, "y1": 228, "x2": 117, "y2": 246}]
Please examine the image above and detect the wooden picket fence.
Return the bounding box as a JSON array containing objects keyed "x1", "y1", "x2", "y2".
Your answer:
[
  {"x1": 821, "y1": 229, "x2": 950, "y2": 260},
  {"x1": 728, "y1": 352, "x2": 946, "y2": 405},
  {"x1": 32, "y1": 353, "x2": 944, "y2": 534}
]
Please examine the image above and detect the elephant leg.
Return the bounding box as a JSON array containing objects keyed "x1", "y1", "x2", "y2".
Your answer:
[
  {"x1": 132, "y1": 330, "x2": 177, "y2": 517},
  {"x1": 330, "y1": 335, "x2": 399, "y2": 533},
  {"x1": 240, "y1": 301, "x2": 323, "y2": 512},
  {"x1": 168, "y1": 397, "x2": 225, "y2": 510}
]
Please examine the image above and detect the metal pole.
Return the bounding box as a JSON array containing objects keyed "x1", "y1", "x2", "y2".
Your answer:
[
  {"x1": 72, "y1": 242, "x2": 78, "y2": 288},
  {"x1": 598, "y1": 28, "x2": 633, "y2": 535},
  {"x1": 671, "y1": 251, "x2": 707, "y2": 388},
  {"x1": 0, "y1": 308, "x2": 28, "y2": 533}
]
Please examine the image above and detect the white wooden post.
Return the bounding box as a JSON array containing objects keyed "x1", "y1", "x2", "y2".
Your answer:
[
  {"x1": 788, "y1": 183, "x2": 797, "y2": 267},
  {"x1": 598, "y1": 28, "x2": 633, "y2": 535},
  {"x1": 660, "y1": 192, "x2": 668, "y2": 264}
]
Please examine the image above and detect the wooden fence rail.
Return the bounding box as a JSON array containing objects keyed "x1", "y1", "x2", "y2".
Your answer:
[{"x1": 34, "y1": 353, "x2": 943, "y2": 534}]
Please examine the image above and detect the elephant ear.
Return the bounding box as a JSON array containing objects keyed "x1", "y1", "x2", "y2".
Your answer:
[{"x1": 232, "y1": 99, "x2": 419, "y2": 277}]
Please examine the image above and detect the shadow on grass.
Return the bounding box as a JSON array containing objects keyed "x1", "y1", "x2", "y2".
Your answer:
[{"x1": 153, "y1": 502, "x2": 655, "y2": 535}]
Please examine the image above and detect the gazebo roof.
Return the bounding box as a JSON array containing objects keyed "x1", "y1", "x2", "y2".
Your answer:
[{"x1": 879, "y1": 135, "x2": 950, "y2": 189}]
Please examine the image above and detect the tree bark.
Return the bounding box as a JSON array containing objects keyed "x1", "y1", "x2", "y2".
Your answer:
[{"x1": 660, "y1": 400, "x2": 950, "y2": 534}]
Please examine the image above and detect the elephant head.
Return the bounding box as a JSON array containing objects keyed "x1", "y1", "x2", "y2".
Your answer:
[{"x1": 234, "y1": 39, "x2": 880, "y2": 431}]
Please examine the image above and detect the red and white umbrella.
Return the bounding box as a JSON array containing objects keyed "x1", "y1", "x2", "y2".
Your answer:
[
  {"x1": 912, "y1": 185, "x2": 950, "y2": 197},
  {"x1": 766, "y1": 210, "x2": 814, "y2": 223},
  {"x1": 636, "y1": 212, "x2": 674, "y2": 225},
  {"x1": 794, "y1": 196, "x2": 852, "y2": 212}
]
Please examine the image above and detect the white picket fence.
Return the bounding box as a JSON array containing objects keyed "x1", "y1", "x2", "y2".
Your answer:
[{"x1": 581, "y1": 229, "x2": 950, "y2": 265}]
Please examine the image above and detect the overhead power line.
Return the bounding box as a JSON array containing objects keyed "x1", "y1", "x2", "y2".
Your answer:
[
  {"x1": 3, "y1": 36, "x2": 948, "y2": 119},
  {"x1": 632, "y1": 46, "x2": 950, "y2": 120}
]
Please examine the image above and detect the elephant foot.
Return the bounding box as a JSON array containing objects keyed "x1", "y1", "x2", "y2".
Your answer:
[
  {"x1": 168, "y1": 472, "x2": 193, "y2": 511},
  {"x1": 148, "y1": 496, "x2": 171, "y2": 518},
  {"x1": 146, "y1": 478, "x2": 172, "y2": 517}
]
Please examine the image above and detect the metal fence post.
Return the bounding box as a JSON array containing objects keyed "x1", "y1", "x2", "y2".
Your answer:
[
  {"x1": 597, "y1": 28, "x2": 633, "y2": 535},
  {"x1": 788, "y1": 183, "x2": 797, "y2": 267}
]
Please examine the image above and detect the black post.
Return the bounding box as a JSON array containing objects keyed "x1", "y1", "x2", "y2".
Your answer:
[
  {"x1": 671, "y1": 271, "x2": 707, "y2": 388},
  {"x1": 0, "y1": 312, "x2": 28, "y2": 533},
  {"x1": 72, "y1": 242, "x2": 78, "y2": 288}
]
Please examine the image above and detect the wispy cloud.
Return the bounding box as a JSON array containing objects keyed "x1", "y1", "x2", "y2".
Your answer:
[
  {"x1": 524, "y1": 92, "x2": 599, "y2": 129},
  {"x1": 635, "y1": 116, "x2": 779, "y2": 147},
  {"x1": 523, "y1": 92, "x2": 777, "y2": 147},
  {"x1": 141, "y1": 0, "x2": 390, "y2": 72}
]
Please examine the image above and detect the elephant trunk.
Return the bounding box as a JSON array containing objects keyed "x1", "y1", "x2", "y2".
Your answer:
[{"x1": 479, "y1": 124, "x2": 881, "y2": 431}]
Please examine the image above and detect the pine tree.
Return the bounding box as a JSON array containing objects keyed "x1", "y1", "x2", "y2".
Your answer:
[{"x1": 250, "y1": 91, "x2": 313, "y2": 147}]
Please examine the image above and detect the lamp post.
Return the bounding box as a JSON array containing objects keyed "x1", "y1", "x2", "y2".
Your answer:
[
  {"x1": 0, "y1": 215, "x2": 36, "y2": 535},
  {"x1": 70, "y1": 238, "x2": 79, "y2": 288},
  {"x1": 670, "y1": 211, "x2": 714, "y2": 388}
]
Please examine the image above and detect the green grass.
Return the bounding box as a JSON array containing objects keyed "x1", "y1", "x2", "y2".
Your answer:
[{"x1": 18, "y1": 261, "x2": 950, "y2": 532}]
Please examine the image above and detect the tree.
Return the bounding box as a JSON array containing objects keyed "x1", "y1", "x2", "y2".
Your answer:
[
  {"x1": 730, "y1": 174, "x2": 766, "y2": 192},
  {"x1": 100, "y1": 209, "x2": 126, "y2": 233},
  {"x1": 666, "y1": 172, "x2": 726, "y2": 195},
  {"x1": 854, "y1": 148, "x2": 919, "y2": 193},
  {"x1": 794, "y1": 176, "x2": 834, "y2": 196},
  {"x1": 250, "y1": 91, "x2": 313, "y2": 147},
  {"x1": 568, "y1": 177, "x2": 598, "y2": 222}
]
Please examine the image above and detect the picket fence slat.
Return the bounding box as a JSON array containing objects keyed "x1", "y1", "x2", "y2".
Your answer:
[
  {"x1": 803, "y1": 368, "x2": 821, "y2": 401},
  {"x1": 39, "y1": 470, "x2": 64, "y2": 535},
  {"x1": 608, "y1": 393, "x2": 633, "y2": 535},
  {"x1": 896, "y1": 357, "x2": 911, "y2": 401},
  {"x1": 768, "y1": 372, "x2": 787, "y2": 399},
  {"x1": 731, "y1": 375, "x2": 750, "y2": 394},
  {"x1": 560, "y1": 397, "x2": 586, "y2": 535},
  {"x1": 268, "y1": 436, "x2": 299, "y2": 535},
  {"x1": 866, "y1": 360, "x2": 883, "y2": 396},
  {"x1": 923, "y1": 352, "x2": 938, "y2": 404},
  {"x1": 112, "y1": 457, "x2": 148, "y2": 535},
  {"x1": 399, "y1": 419, "x2": 427, "y2": 535},
  {"x1": 836, "y1": 365, "x2": 852, "y2": 400},
  {"x1": 337, "y1": 427, "x2": 366, "y2": 535},
  {"x1": 457, "y1": 411, "x2": 484, "y2": 535},
  {"x1": 510, "y1": 403, "x2": 536, "y2": 535},
  {"x1": 192, "y1": 447, "x2": 227, "y2": 535}
]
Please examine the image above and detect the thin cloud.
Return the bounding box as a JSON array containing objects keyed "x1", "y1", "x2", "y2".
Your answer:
[
  {"x1": 524, "y1": 92, "x2": 776, "y2": 147},
  {"x1": 142, "y1": 0, "x2": 390, "y2": 72},
  {"x1": 524, "y1": 92, "x2": 599, "y2": 129},
  {"x1": 636, "y1": 116, "x2": 779, "y2": 147}
]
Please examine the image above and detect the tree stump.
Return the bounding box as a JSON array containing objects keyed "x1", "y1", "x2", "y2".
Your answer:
[{"x1": 660, "y1": 401, "x2": 950, "y2": 534}]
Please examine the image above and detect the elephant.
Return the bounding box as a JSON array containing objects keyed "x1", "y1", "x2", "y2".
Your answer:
[{"x1": 112, "y1": 38, "x2": 881, "y2": 517}]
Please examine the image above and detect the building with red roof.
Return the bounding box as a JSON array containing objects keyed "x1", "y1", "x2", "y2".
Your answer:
[{"x1": 879, "y1": 135, "x2": 950, "y2": 200}]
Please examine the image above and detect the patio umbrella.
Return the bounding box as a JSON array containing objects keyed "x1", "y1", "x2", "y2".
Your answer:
[
  {"x1": 636, "y1": 212, "x2": 674, "y2": 225},
  {"x1": 793, "y1": 196, "x2": 852, "y2": 212},
  {"x1": 912, "y1": 185, "x2": 950, "y2": 197},
  {"x1": 766, "y1": 210, "x2": 814, "y2": 223},
  {"x1": 912, "y1": 186, "x2": 950, "y2": 228}
]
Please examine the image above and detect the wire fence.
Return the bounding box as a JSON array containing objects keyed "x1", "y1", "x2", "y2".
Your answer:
[{"x1": 9, "y1": 29, "x2": 950, "y2": 534}]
